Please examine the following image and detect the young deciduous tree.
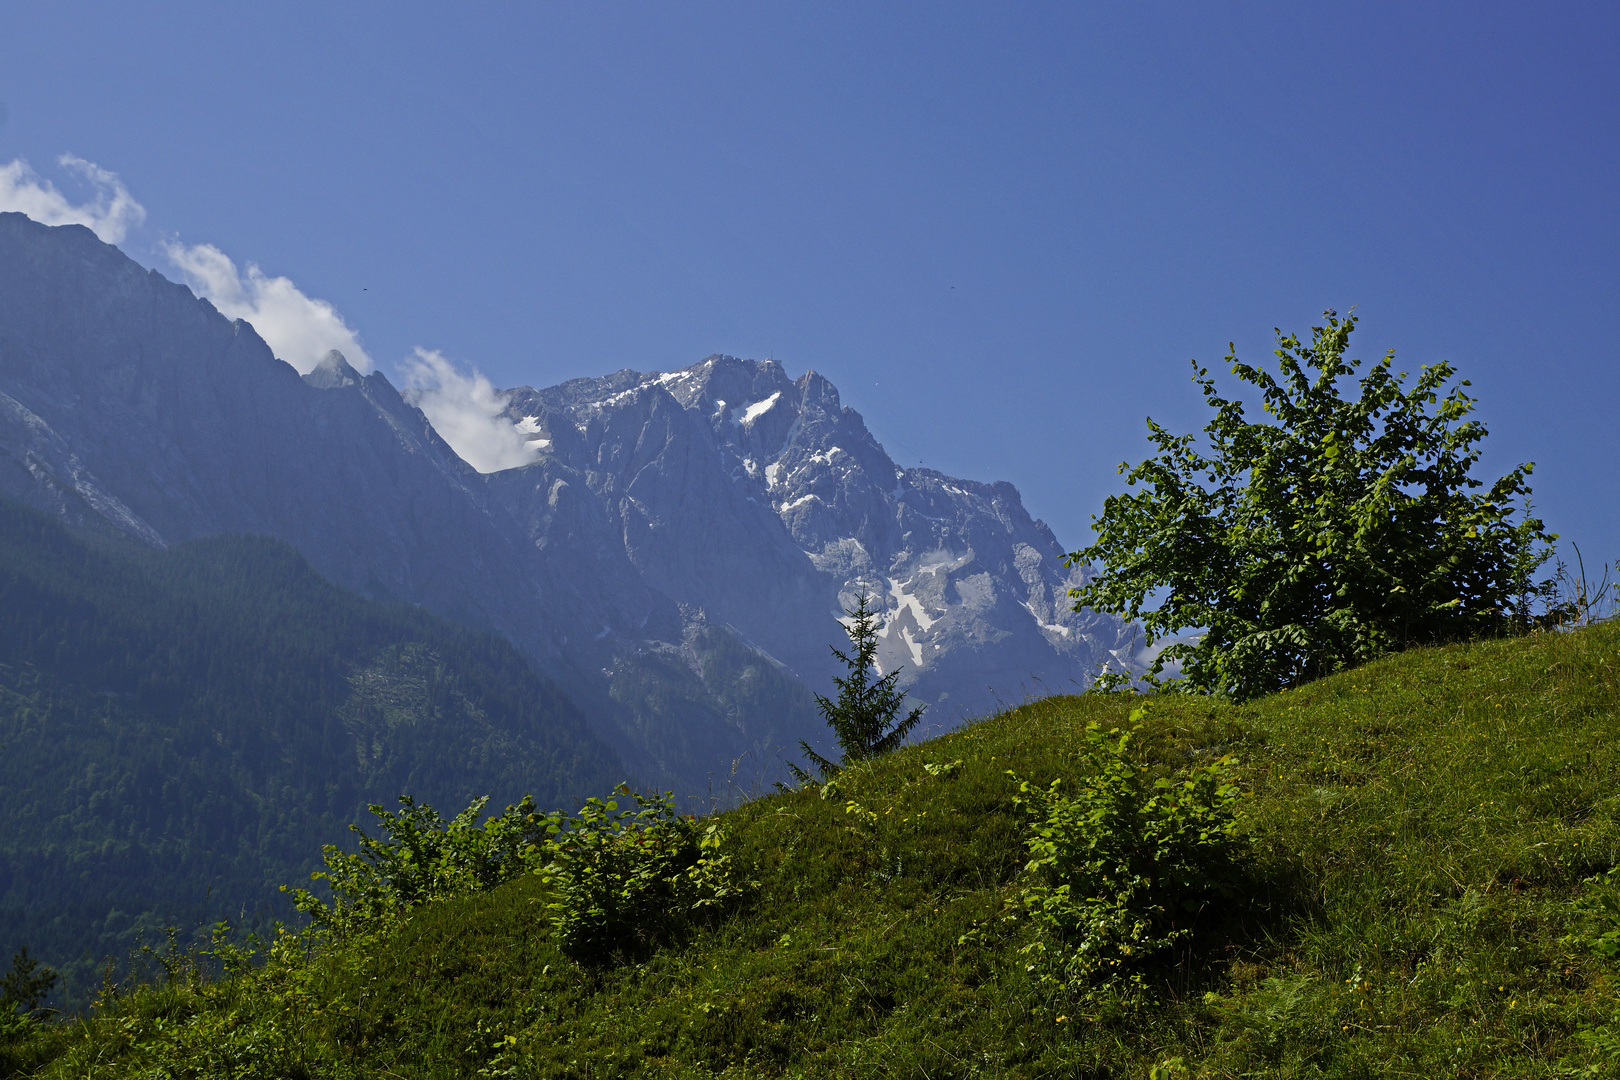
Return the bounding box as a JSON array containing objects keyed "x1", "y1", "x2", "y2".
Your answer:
[
  {"x1": 791, "y1": 593, "x2": 924, "y2": 780},
  {"x1": 1069, "y1": 310, "x2": 1554, "y2": 701}
]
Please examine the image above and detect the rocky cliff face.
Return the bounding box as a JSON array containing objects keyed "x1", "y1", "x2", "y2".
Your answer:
[
  {"x1": 0, "y1": 212, "x2": 1138, "y2": 792},
  {"x1": 493, "y1": 357, "x2": 1140, "y2": 729}
]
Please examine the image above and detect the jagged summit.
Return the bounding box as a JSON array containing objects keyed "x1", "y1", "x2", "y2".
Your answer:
[
  {"x1": 490, "y1": 354, "x2": 1140, "y2": 718},
  {"x1": 303, "y1": 349, "x2": 362, "y2": 389}
]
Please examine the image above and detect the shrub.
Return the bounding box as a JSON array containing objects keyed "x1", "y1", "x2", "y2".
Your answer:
[
  {"x1": 536, "y1": 785, "x2": 749, "y2": 963},
  {"x1": 0, "y1": 947, "x2": 56, "y2": 1042},
  {"x1": 1570, "y1": 868, "x2": 1620, "y2": 1061},
  {"x1": 283, "y1": 786, "x2": 749, "y2": 965},
  {"x1": 285, "y1": 794, "x2": 549, "y2": 939},
  {"x1": 1009, "y1": 709, "x2": 1243, "y2": 994}
]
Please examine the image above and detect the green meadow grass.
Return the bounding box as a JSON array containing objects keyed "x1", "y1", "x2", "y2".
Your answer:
[{"x1": 7, "y1": 622, "x2": 1620, "y2": 1078}]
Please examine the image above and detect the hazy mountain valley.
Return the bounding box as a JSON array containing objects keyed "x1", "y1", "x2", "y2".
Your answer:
[
  {"x1": 0, "y1": 211, "x2": 1137, "y2": 1004},
  {"x1": 0, "y1": 211, "x2": 1137, "y2": 790}
]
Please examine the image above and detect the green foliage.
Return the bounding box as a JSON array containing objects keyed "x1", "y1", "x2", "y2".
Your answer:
[
  {"x1": 0, "y1": 948, "x2": 56, "y2": 1041},
  {"x1": 1571, "y1": 868, "x2": 1620, "y2": 962},
  {"x1": 1086, "y1": 666, "x2": 1135, "y2": 694},
  {"x1": 1070, "y1": 310, "x2": 1555, "y2": 700},
  {"x1": 537, "y1": 785, "x2": 750, "y2": 963},
  {"x1": 288, "y1": 784, "x2": 752, "y2": 965},
  {"x1": 1009, "y1": 710, "x2": 1243, "y2": 994},
  {"x1": 9, "y1": 624, "x2": 1620, "y2": 1077},
  {"x1": 791, "y1": 593, "x2": 923, "y2": 780},
  {"x1": 286, "y1": 795, "x2": 551, "y2": 940}
]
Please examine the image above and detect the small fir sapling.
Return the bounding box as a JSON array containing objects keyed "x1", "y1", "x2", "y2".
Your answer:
[{"x1": 790, "y1": 592, "x2": 924, "y2": 781}]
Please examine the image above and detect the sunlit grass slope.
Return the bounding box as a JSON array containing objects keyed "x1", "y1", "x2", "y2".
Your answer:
[{"x1": 10, "y1": 622, "x2": 1620, "y2": 1078}]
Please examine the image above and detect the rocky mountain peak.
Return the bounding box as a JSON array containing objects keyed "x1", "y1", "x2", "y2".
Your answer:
[
  {"x1": 489, "y1": 354, "x2": 1141, "y2": 725},
  {"x1": 303, "y1": 350, "x2": 361, "y2": 389}
]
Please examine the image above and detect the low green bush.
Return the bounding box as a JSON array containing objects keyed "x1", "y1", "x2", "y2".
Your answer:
[
  {"x1": 0, "y1": 948, "x2": 56, "y2": 1043},
  {"x1": 1570, "y1": 868, "x2": 1620, "y2": 1061},
  {"x1": 285, "y1": 782, "x2": 754, "y2": 966},
  {"x1": 285, "y1": 794, "x2": 549, "y2": 940},
  {"x1": 1008, "y1": 707, "x2": 1244, "y2": 995},
  {"x1": 537, "y1": 785, "x2": 752, "y2": 963}
]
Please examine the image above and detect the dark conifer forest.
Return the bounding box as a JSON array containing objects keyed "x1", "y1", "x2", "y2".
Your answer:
[{"x1": 0, "y1": 497, "x2": 621, "y2": 1006}]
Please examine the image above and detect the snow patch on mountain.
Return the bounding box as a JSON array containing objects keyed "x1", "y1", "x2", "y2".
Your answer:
[
  {"x1": 1022, "y1": 600, "x2": 1072, "y2": 637},
  {"x1": 888, "y1": 576, "x2": 939, "y2": 631},
  {"x1": 897, "y1": 625, "x2": 925, "y2": 667},
  {"x1": 742, "y1": 392, "x2": 780, "y2": 424}
]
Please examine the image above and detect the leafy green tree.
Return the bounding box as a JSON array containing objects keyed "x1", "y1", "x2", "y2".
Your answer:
[
  {"x1": 791, "y1": 593, "x2": 924, "y2": 780},
  {"x1": 1069, "y1": 310, "x2": 1554, "y2": 701}
]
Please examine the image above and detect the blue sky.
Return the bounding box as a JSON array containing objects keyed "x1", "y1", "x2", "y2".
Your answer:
[{"x1": 1, "y1": 1, "x2": 1615, "y2": 567}]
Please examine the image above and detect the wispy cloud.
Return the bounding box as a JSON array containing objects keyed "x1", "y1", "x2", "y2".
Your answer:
[
  {"x1": 0, "y1": 153, "x2": 371, "y2": 376},
  {"x1": 400, "y1": 348, "x2": 540, "y2": 473},
  {"x1": 163, "y1": 240, "x2": 373, "y2": 375},
  {"x1": 0, "y1": 154, "x2": 146, "y2": 243}
]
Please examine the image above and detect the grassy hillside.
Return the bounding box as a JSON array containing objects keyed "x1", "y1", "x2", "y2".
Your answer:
[
  {"x1": 7, "y1": 621, "x2": 1620, "y2": 1078},
  {"x1": 0, "y1": 498, "x2": 622, "y2": 1010}
]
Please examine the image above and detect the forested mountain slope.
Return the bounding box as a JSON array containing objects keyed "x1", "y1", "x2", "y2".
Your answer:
[{"x1": 0, "y1": 498, "x2": 622, "y2": 1007}]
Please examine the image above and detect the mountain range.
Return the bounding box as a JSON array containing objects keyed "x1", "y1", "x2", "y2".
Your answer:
[{"x1": 0, "y1": 211, "x2": 1137, "y2": 792}]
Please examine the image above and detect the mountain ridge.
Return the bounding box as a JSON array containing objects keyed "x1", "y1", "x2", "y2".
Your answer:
[
  {"x1": 492, "y1": 353, "x2": 1140, "y2": 715},
  {"x1": 0, "y1": 212, "x2": 1138, "y2": 790}
]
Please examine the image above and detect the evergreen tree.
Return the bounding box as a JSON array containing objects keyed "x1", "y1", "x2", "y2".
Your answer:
[
  {"x1": 1, "y1": 947, "x2": 56, "y2": 1030},
  {"x1": 790, "y1": 593, "x2": 924, "y2": 781}
]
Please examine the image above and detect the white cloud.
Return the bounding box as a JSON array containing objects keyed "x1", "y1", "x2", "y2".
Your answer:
[
  {"x1": 163, "y1": 240, "x2": 373, "y2": 375},
  {"x1": 0, "y1": 155, "x2": 370, "y2": 376},
  {"x1": 0, "y1": 154, "x2": 146, "y2": 243},
  {"x1": 400, "y1": 348, "x2": 540, "y2": 474}
]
